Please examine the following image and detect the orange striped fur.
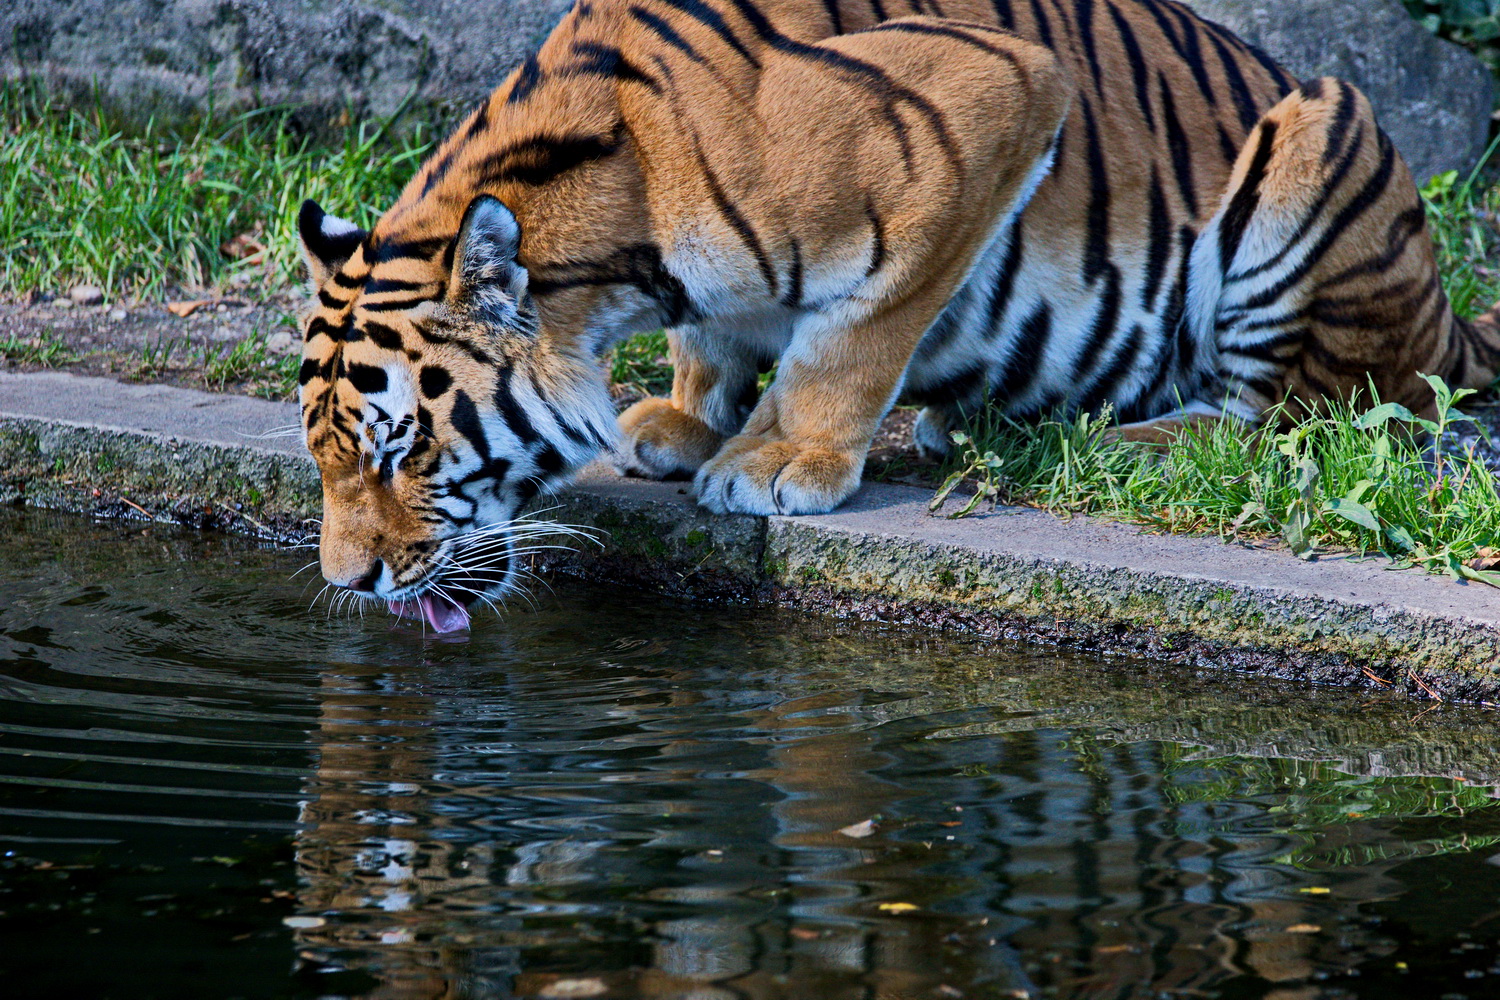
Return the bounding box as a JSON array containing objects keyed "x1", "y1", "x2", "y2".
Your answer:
[{"x1": 296, "y1": 0, "x2": 1500, "y2": 615}]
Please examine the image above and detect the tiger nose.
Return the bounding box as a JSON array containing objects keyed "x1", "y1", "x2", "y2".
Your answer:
[{"x1": 344, "y1": 559, "x2": 384, "y2": 593}]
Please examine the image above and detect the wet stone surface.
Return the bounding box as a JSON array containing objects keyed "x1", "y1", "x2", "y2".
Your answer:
[{"x1": 2, "y1": 509, "x2": 1500, "y2": 999}]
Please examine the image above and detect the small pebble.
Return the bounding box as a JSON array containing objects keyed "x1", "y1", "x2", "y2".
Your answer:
[
  {"x1": 69, "y1": 284, "x2": 104, "y2": 306},
  {"x1": 266, "y1": 331, "x2": 296, "y2": 355},
  {"x1": 107, "y1": 308, "x2": 127, "y2": 322}
]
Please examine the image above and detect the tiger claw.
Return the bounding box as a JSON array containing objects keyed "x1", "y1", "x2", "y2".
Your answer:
[{"x1": 693, "y1": 435, "x2": 861, "y2": 516}]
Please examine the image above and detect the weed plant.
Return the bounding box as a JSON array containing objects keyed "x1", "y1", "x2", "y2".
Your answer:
[{"x1": 0, "y1": 79, "x2": 432, "y2": 299}]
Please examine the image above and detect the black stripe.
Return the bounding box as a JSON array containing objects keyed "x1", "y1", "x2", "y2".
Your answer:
[
  {"x1": 566, "y1": 41, "x2": 663, "y2": 93},
  {"x1": 1158, "y1": 72, "x2": 1200, "y2": 217},
  {"x1": 369, "y1": 236, "x2": 450, "y2": 264},
  {"x1": 530, "y1": 242, "x2": 693, "y2": 325},
  {"x1": 1108, "y1": 0, "x2": 1155, "y2": 131},
  {"x1": 866, "y1": 20, "x2": 1024, "y2": 67},
  {"x1": 359, "y1": 320, "x2": 405, "y2": 351},
  {"x1": 298, "y1": 358, "x2": 321, "y2": 386},
  {"x1": 450, "y1": 389, "x2": 491, "y2": 461},
  {"x1": 421, "y1": 147, "x2": 460, "y2": 197},
  {"x1": 783, "y1": 239, "x2": 803, "y2": 308},
  {"x1": 331, "y1": 270, "x2": 366, "y2": 290},
  {"x1": 1081, "y1": 320, "x2": 1145, "y2": 415},
  {"x1": 493, "y1": 366, "x2": 539, "y2": 444},
  {"x1": 1079, "y1": 97, "x2": 1111, "y2": 285},
  {"x1": 1074, "y1": 0, "x2": 1104, "y2": 99},
  {"x1": 1171, "y1": 225, "x2": 1200, "y2": 376},
  {"x1": 305, "y1": 315, "x2": 351, "y2": 343},
  {"x1": 1164, "y1": 1, "x2": 1218, "y2": 110},
  {"x1": 652, "y1": 0, "x2": 760, "y2": 66},
  {"x1": 992, "y1": 301, "x2": 1054, "y2": 404},
  {"x1": 1216, "y1": 123, "x2": 1238, "y2": 164},
  {"x1": 344, "y1": 362, "x2": 387, "y2": 395},
  {"x1": 1076, "y1": 265, "x2": 1123, "y2": 383},
  {"x1": 365, "y1": 277, "x2": 430, "y2": 295},
  {"x1": 1321, "y1": 81, "x2": 1358, "y2": 168},
  {"x1": 870, "y1": 0, "x2": 887, "y2": 19},
  {"x1": 534, "y1": 444, "x2": 566, "y2": 476},
  {"x1": 1203, "y1": 26, "x2": 1260, "y2": 134},
  {"x1": 693, "y1": 138, "x2": 777, "y2": 294},
  {"x1": 1218, "y1": 120, "x2": 1278, "y2": 272},
  {"x1": 991, "y1": 0, "x2": 1014, "y2": 30},
  {"x1": 508, "y1": 53, "x2": 544, "y2": 104},
  {"x1": 1143, "y1": 167, "x2": 1172, "y2": 312},
  {"x1": 360, "y1": 295, "x2": 440, "y2": 313},
  {"x1": 465, "y1": 99, "x2": 491, "y2": 139},
  {"x1": 983, "y1": 217, "x2": 1025, "y2": 337},
  {"x1": 1028, "y1": 0, "x2": 1055, "y2": 49},
  {"x1": 476, "y1": 129, "x2": 624, "y2": 187},
  {"x1": 822, "y1": 0, "x2": 842, "y2": 33},
  {"x1": 907, "y1": 365, "x2": 986, "y2": 408},
  {"x1": 317, "y1": 288, "x2": 348, "y2": 309},
  {"x1": 1222, "y1": 327, "x2": 1307, "y2": 362},
  {"x1": 1317, "y1": 206, "x2": 1427, "y2": 289},
  {"x1": 720, "y1": 0, "x2": 961, "y2": 171},
  {"x1": 629, "y1": 5, "x2": 707, "y2": 62}
]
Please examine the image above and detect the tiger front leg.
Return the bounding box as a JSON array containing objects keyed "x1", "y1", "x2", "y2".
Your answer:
[
  {"x1": 695, "y1": 296, "x2": 938, "y2": 516},
  {"x1": 613, "y1": 325, "x2": 763, "y2": 481}
]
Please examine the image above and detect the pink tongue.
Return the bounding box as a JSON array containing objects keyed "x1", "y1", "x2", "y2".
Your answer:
[{"x1": 387, "y1": 594, "x2": 471, "y2": 633}]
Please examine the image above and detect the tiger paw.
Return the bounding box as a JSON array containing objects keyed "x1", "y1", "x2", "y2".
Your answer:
[
  {"x1": 694, "y1": 435, "x2": 862, "y2": 515},
  {"x1": 613, "y1": 397, "x2": 724, "y2": 480}
]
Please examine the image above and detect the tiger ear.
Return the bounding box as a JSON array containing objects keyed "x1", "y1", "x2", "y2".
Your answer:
[
  {"x1": 298, "y1": 199, "x2": 367, "y2": 288},
  {"x1": 447, "y1": 195, "x2": 530, "y2": 325}
]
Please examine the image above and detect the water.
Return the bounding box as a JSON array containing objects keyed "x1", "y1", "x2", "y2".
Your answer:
[{"x1": 2, "y1": 510, "x2": 1499, "y2": 1000}]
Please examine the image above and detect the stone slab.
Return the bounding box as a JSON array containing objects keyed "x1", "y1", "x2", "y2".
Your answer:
[{"x1": 1, "y1": 371, "x2": 1496, "y2": 702}]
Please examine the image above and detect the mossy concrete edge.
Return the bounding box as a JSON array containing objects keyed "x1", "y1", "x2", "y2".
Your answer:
[
  {"x1": 763, "y1": 517, "x2": 1500, "y2": 703},
  {"x1": 2, "y1": 371, "x2": 1497, "y2": 703}
]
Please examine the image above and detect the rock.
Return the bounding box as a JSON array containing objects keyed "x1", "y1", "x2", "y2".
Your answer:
[
  {"x1": 107, "y1": 307, "x2": 127, "y2": 322},
  {"x1": 0, "y1": 1, "x2": 573, "y2": 136},
  {"x1": 1184, "y1": 0, "x2": 1494, "y2": 184},
  {"x1": 266, "y1": 331, "x2": 296, "y2": 355},
  {"x1": 68, "y1": 283, "x2": 103, "y2": 306}
]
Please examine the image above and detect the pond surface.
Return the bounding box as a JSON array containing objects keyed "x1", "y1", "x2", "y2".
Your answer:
[{"x1": 2, "y1": 510, "x2": 1500, "y2": 999}]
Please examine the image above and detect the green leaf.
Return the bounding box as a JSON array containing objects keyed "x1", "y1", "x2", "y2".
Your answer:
[
  {"x1": 1283, "y1": 506, "x2": 1313, "y2": 556},
  {"x1": 930, "y1": 470, "x2": 967, "y2": 512},
  {"x1": 1293, "y1": 457, "x2": 1321, "y2": 499},
  {"x1": 1354, "y1": 401, "x2": 1415, "y2": 429},
  {"x1": 1384, "y1": 524, "x2": 1417, "y2": 553},
  {"x1": 1323, "y1": 497, "x2": 1381, "y2": 532}
]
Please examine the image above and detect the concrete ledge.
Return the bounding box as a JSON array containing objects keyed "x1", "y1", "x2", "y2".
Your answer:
[{"x1": 2, "y1": 370, "x2": 1497, "y2": 703}]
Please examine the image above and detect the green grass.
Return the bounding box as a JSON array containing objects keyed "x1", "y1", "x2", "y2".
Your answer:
[
  {"x1": 0, "y1": 79, "x2": 433, "y2": 300},
  {"x1": 0, "y1": 329, "x2": 73, "y2": 366},
  {"x1": 1422, "y1": 155, "x2": 1500, "y2": 319},
  {"x1": 939, "y1": 377, "x2": 1500, "y2": 581},
  {"x1": 608, "y1": 330, "x2": 673, "y2": 398}
]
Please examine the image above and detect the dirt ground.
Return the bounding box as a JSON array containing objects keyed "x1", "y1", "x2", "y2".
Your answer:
[{"x1": 0, "y1": 289, "x2": 304, "y2": 398}]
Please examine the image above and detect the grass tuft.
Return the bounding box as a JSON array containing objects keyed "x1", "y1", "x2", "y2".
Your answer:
[
  {"x1": 0, "y1": 329, "x2": 74, "y2": 367},
  {"x1": 939, "y1": 377, "x2": 1500, "y2": 582},
  {"x1": 0, "y1": 78, "x2": 432, "y2": 300}
]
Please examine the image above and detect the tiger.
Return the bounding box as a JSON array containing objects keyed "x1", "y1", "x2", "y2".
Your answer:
[{"x1": 296, "y1": 0, "x2": 1500, "y2": 631}]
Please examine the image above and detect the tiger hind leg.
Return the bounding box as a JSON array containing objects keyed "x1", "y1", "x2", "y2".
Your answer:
[{"x1": 1120, "y1": 77, "x2": 1500, "y2": 444}]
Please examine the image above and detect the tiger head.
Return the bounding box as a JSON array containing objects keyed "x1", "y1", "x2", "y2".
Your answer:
[{"x1": 296, "y1": 194, "x2": 618, "y2": 632}]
